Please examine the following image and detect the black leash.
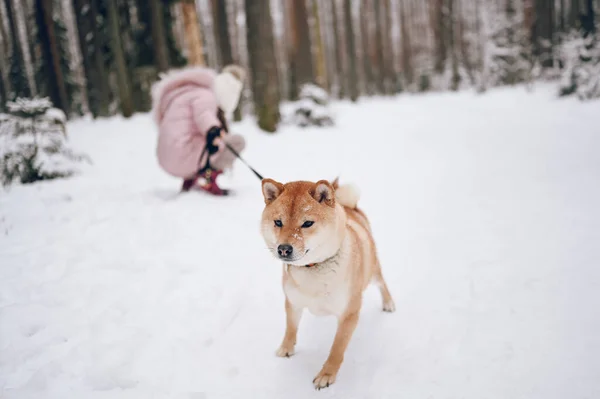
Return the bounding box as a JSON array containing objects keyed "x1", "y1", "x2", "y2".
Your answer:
[
  {"x1": 224, "y1": 142, "x2": 264, "y2": 180},
  {"x1": 197, "y1": 127, "x2": 264, "y2": 181}
]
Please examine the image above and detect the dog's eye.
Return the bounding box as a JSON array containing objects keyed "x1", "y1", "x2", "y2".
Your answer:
[
  {"x1": 302, "y1": 221, "x2": 314, "y2": 228},
  {"x1": 274, "y1": 220, "x2": 283, "y2": 227}
]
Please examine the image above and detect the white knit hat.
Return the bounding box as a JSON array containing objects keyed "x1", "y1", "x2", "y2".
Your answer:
[{"x1": 214, "y1": 65, "x2": 245, "y2": 119}]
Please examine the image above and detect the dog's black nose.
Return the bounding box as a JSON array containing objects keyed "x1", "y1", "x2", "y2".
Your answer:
[{"x1": 277, "y1": 244, "x2": 293, "y2": 258}]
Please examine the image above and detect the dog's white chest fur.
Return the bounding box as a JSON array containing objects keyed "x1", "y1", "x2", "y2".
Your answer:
[{"x1": 284, "y1": 262, "x2": 349, "y2": 317}]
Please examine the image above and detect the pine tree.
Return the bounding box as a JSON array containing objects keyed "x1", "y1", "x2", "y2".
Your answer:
[
  {"x1": 0, "y1": 97, "x2": 89, "y2": 187},
  {"x1": 558, "y1": 1, "x2": 599, "y2": 100}
]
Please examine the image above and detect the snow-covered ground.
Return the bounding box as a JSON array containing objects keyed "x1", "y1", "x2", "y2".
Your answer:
[{"x1": 1, "y1": 84, "x2": 599, "y2": 399}]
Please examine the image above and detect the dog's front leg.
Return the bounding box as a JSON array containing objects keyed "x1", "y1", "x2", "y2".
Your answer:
[
  {"x1": 276, "y1": 298, "x2": 303, "y2": 357},
  {"x1": 313, "y1": 307, "x2": 360, "y2": 389}
]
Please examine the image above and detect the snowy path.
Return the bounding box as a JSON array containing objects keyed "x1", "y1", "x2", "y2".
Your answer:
[{"x1": 1, "y1": 85, "x2": 599, "y2": 399}]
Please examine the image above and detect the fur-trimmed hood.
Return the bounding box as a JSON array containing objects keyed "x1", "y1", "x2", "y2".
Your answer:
[{"x1": 151, "y1": 66, "x2": 217, "y2": 124}]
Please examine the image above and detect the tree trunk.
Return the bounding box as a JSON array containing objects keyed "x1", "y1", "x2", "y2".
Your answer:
[
  {"x1": 39, "y1": 0, "x2": 69, "y2": 113},
  {"x1": 4, "y1": 0, "x2": 31, "y2": 98},
  {"x1": 568, "y1": 0, "x2": 576, "y2": 29},
  {"x1": 148, "y1": 0, "x2": 170, "y2": 72},
  {"x1": 88, "y1": 0, "x2": 111, "y2": 116},
  {"x1": 373, "y1": 0, "x2": 386, "y2": 93},
  {"x1": 212, "y1": 0, "x2": 242, "y2": 120},
  {"x1": 212, "y1": 0, "x2": 234, "y2": 65},
  {"x1": 448, "y1": 0, "x2": 460, "y2": 91},
  {"x1": 457, "y1": 0, "x2": 475, "y2": 85},
  {"x1": 245, "y1": 0, "x2": 280, "y2": 132},
  {"x1": 584, "y1": 0, "x2": 596, "y2": 35},
  {"x1": 181, "y1": 0, "x2": 205, "y2": 66},
  {"x1": 312, "y1": 0, "x2": 328, "y2": 90},
  {"x1": 14, "y1": 0, "x2": 37, "y2": 96},
  {"x1": 288, "y1": 0, "x2": 315, "y2": 99},
  {"x1": 384, "y1": 0, "x2": 398, "y2": 92},
  {"x1": 343, "y1": 0, "x2": 358, "y2": 101},
  {"x1": 431, "y1": 0, "x2": 447, "y2": 75},
  {"x1": 331, "y1": 0, "x2": 347, "y2": 98},
  {"x1": 360, "y1": 0, "x2": 374, "y2": 95},
  {"x1": 107, "y1": 0, "x2": 134, "y2": 117},
  {"x1": 0, "y1": 1, "x2": 11, "y2": 100},
  {"x1": 533, "y1": 0, "x2": 554, "y2": 67},
  {"x1": 73, "y1": 0, "x2": 94, "y2": 114},
  {"x1": 62, "y1": 0, "x2": 90, "y2": 114},
  {"x1": 399, "y1": 0, "x2": 414, "y2": 87}
]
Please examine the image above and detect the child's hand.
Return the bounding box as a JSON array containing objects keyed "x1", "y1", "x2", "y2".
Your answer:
[{"x1": 206, "y1": 126, "x2": 223, "y2": 154}]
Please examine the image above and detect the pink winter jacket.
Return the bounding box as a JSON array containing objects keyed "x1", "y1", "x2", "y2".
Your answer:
[{"x1": 151, "y1": 67, "x2": 222, "y2": 179}]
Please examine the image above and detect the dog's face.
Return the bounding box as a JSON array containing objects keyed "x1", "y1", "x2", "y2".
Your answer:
[{"x1": 260, "y1": 179, "x2": 344, "y2": 266}]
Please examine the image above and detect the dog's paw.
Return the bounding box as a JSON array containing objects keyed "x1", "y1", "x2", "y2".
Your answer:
[
  {"x1": 313, "y1": 370, "x2": 337, "y2": 390},
  {"x1": 275, "y1": 344, "x2": 295, "y2": 358},
  {"x1": 383, "y1": 299, "x2": 396, "y2": 313}
]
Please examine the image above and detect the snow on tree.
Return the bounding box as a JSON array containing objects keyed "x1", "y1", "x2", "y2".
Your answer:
[
  {"x1": 558, "y1": 31, "x2": 600, "y2": 101},
  {"x1": 284, "y1": 83, "x2": 334, "y2": 128},
  {"x1": 0, "y1": 97, "x2": 89, "y2": 187},
  {"x1": 480, "y1": 0, "x2": 533, "y2": 90}
]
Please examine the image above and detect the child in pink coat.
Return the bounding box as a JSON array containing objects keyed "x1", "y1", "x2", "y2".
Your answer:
[{"x1": 151, "y1": 65, "x2": 246, "y2": 195}]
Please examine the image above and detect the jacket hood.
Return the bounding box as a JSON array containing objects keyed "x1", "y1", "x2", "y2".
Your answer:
[{"x1": 151, "y1": 66, "x2": 217, "y2": 124}]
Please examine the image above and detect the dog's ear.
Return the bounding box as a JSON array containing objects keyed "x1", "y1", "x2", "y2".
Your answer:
[
  {"x1": 312, "y1": 180, "x2": 335, "y2": 207},
  {"x1": 262, "y1": 178, "x2": 284, "y2": 204}
]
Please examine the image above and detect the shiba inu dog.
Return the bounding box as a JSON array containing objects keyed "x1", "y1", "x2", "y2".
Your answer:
[{"x1": 260, "y1": 178, "x2": 395, "y2": 389}]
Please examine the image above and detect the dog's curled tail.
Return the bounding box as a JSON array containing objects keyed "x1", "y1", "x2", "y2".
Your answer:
[{"x1": 332, "y1": 177, "x2": 361, "y2": 209}]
